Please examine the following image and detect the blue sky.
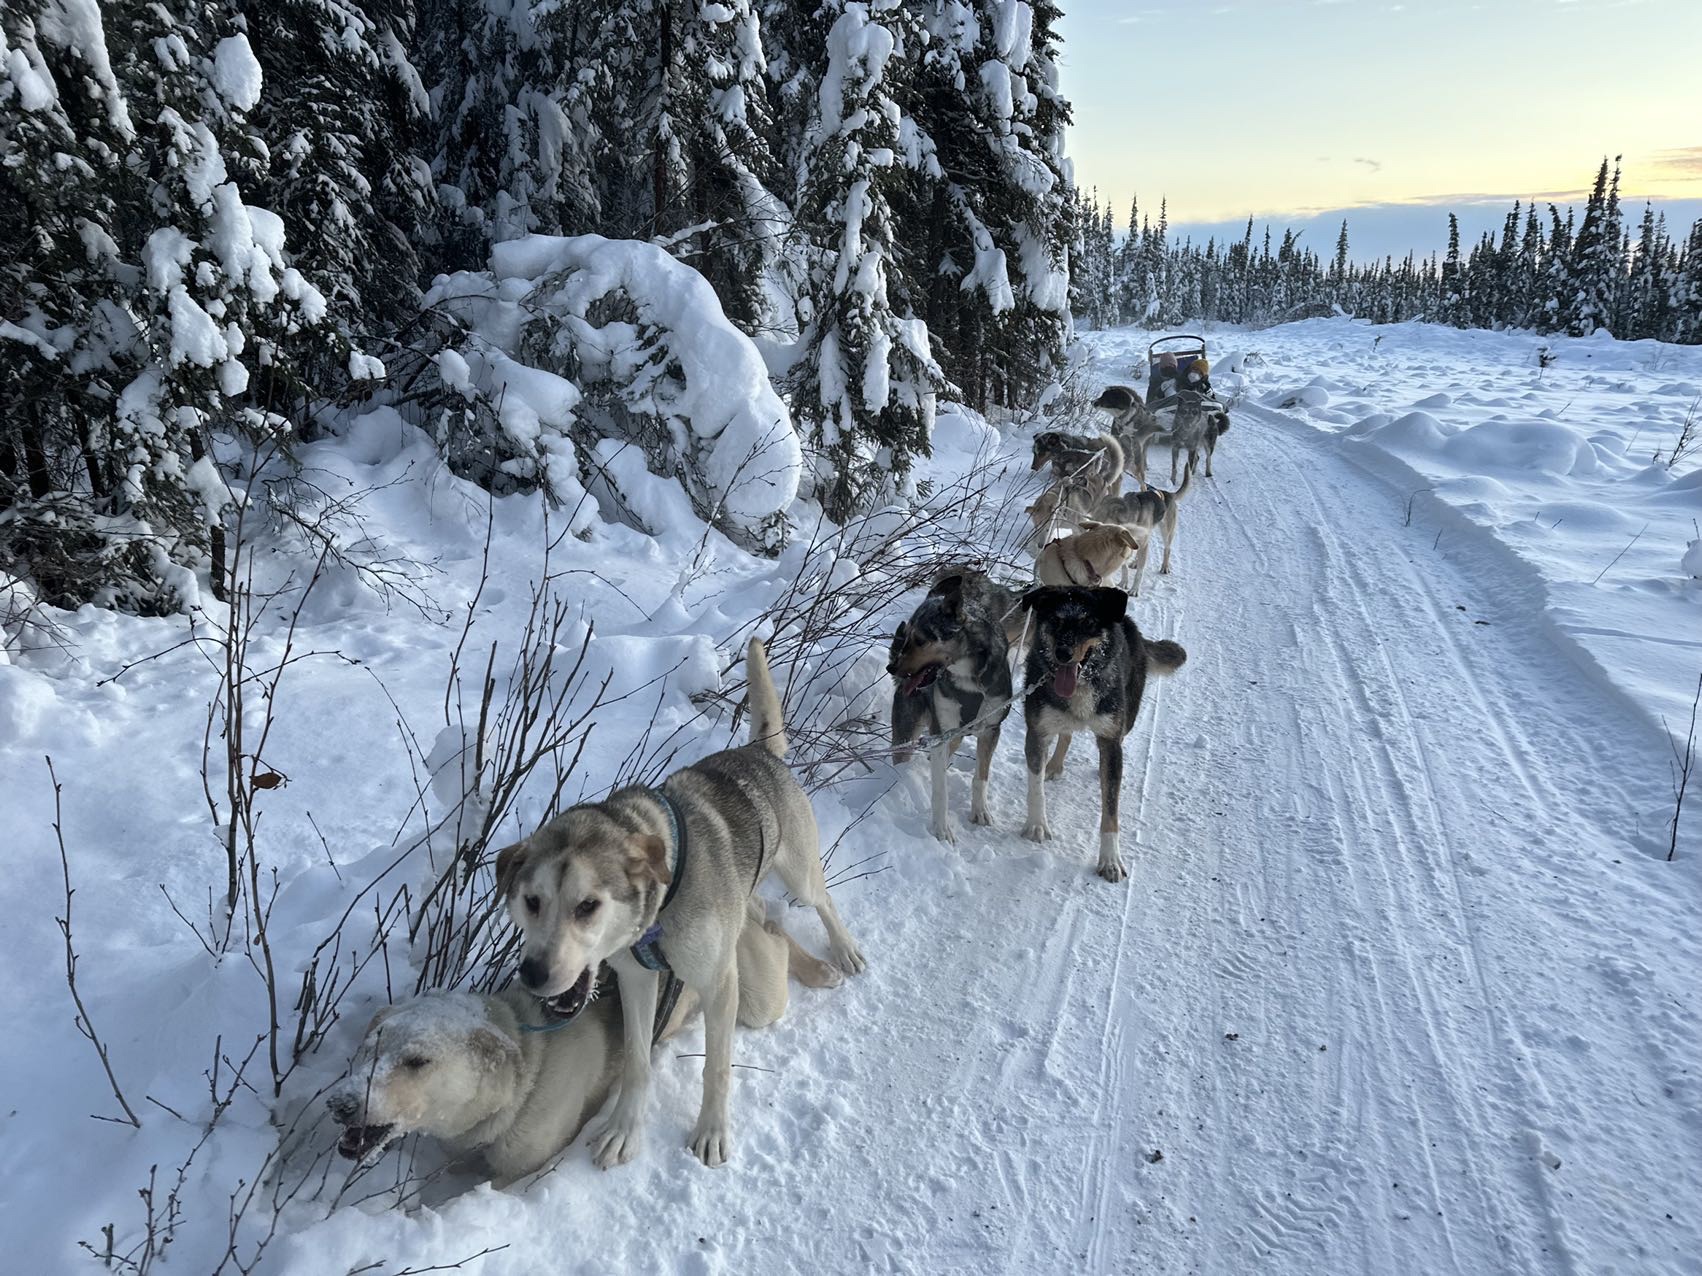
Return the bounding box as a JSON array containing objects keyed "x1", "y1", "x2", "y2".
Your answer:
[{"x1": 1056, "y1": 0, "x2": 1702, "y2": 260}]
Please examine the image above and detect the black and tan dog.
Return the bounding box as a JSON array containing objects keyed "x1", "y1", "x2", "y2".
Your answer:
[
  {"x1": 1018, "y1": 586, "x2": 1186, "y2": 881},
  {"x1": 889, "y1": 571, "x2": 1023, "y2": 842}
]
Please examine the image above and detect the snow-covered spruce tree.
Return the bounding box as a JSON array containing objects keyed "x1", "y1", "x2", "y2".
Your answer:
[
  {"x1": 1674, "y1": 220, "x2": 1702, "y2": 345},
  {"x1": 416, "y1": 0, "x2": 566, "y2": 268},
  {"x1": 1562, "y1": 156, "x2": 1623, "y2": 336},
  {"x1": 792, "y1": 0, "x2": 947, "y2": 519},
  {"x1": 912, "y1": 0, "x2": 1073, "y2": 406},
  {"x1": 424, "y1": 1, "x2": 791, "y2": 334},
  {"x1": 243, "y1": 0, "x2": 433, "y2": 352},
  {"x1": 1, "y1": 3, "x2": 336, "y2": 612}
]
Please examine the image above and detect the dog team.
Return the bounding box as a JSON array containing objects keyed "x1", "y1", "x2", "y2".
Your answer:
[{"x1": 327, "y1": 371, "x2": 1223, "y2": 1186}]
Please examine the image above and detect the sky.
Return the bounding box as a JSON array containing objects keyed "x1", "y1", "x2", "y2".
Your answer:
[{"x1": 1056, "y1": 0, "x2": 1702, "y2": 261}]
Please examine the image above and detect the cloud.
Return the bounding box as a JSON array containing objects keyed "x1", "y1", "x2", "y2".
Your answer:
[
  {"x1": 1652, "y1": 147, "x2": 1702, "y2": 179},
  {"x1": 1352, "y1": 157, "x2": 1383, "y2": 173},
  {"x1": 1167, "y1": 196, "x2": 1702, "y2": 264}
]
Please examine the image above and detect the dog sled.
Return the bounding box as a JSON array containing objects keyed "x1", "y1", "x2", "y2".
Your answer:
[{"x1": 1143, "y1": 334, "x2": 1228, "y2": 436}]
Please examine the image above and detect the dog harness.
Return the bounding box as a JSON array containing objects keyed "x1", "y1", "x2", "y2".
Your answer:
[{"x1": 630, "y1": 790, "x2": 688, "y2": 1043}]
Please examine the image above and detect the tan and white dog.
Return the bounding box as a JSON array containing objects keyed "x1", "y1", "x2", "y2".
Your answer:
[
  {"x1": 1035, "y1": 521, "x2": 1147, "y2": 591},
  {"x1": 495, "y1": 638, "x2": 864, "y2": 1169},
  {"x1": 326, "y1": 904, "x2": 840, "y2": 1185}
]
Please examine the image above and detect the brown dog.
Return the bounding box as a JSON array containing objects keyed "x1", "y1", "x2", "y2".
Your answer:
[{"x1": 1035, "y1": 521, "x2": 1146, "y2": 589}]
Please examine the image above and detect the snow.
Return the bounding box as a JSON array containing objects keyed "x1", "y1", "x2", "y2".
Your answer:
[
  {"x1": 2, "y1": 316, "x2": 1700, "y2": 1275},
  {"x1": 211, "y1": 35, "x2": 263, "y2": 113},
  {"x1": 429, "y1": 234, "x2": 802, "y2": 538},
  {"x1": 166, "y1": 284, "x2": 227, "y2": 367},
  {"x1": 33, "y1": 0, "x2": 133, "y2": 135},
  {"x1": 4, "y1": 35, "x2": 59, "y2": 112},
  {"x1": 1209, "y1": 315, "x2": 1702, "y2": 733}
]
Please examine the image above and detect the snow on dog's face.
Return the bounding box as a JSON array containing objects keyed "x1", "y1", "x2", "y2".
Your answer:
[
  {"x1": 889, "y1": 575, "x2": 972, "y2": 697},
  {"x1": 1020, "y1": 586, "x2": 1129, "y2": 699},
  {"x1": 496, "y1": 808, "x2": 670, "y2": 1013},
  {"x1": 326, "y1": 993, "x2": 519, "y2": 1161}
]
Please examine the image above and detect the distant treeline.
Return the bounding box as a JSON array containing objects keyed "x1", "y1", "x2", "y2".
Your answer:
[{"x1": 1070, "y1": 159, "x2": 1702, "y2": 343}]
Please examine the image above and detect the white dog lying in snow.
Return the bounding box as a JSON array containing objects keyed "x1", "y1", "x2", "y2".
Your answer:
[{"x1": 326, "y1": 901, "x2": 837, "y2": 1185}]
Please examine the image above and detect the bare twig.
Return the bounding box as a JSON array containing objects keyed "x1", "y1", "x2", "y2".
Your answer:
[
  {"x1": 1591, "y1": 522, "x2": 1649, "y2": 586},
  {"x1": 48, "y1": 757, "x2": 142, "y2": 1128},
  {"x1": 1665, "y1": 673, "x2": 1700, "y2": 862}
]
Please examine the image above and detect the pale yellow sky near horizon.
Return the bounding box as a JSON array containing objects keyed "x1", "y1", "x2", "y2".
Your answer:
[{"x1": 1058, "y1": 0, "x2": 1702, "y2": 228}]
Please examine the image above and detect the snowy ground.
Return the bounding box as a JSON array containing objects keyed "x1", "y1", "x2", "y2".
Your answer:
[{"x1": 1, "y1": 320, "x2": 1698, "y2": 1274}]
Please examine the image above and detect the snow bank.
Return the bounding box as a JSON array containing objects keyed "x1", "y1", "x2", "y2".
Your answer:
[
  {"x1": 425, "y1": 235, "x2": 800, "y2": 547},
  {"x1": 1212, "y1": 315, "x2": 1702, "y2": 733}
]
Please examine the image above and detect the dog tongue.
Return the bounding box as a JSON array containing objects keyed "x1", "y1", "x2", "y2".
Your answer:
[
  {"x1": 902, "y1": 666, "x2": 938, "y2": 697},
  {"x1": 1053, "y1": 663, "x2": 1079, "y2": 697}
]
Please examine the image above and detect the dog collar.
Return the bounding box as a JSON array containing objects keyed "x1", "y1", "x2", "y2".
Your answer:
[{"x1": 519, "y1": 1003, "x2": 586, "y2": 1035}]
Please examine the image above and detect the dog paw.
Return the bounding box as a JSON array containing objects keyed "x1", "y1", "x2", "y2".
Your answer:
[
  {"x1": 689, "y1": 1118, "x2": 732, "y2": 1168},
  {"x1": 589, "y1": 1117, "x2": 642, "y2": 1169},
  {"x1": 930, "y1": 816, "x2": 957, "y2": 844},
  {"x1": 831, "y1": 936, "x2": 868, "y2": 976},
  {"x1": 968, "y1": 801, "x2": 992, "y2": 826},
  {"x1": 1022, "y1": 820, "x2": 1052, "y2": 842},
  {"x1": 1044, "y1": 763, "x2": 1065, "y2": 781},
  {"x1": 1096, "y1": 858, "x2": 1128, "y2": 882}
]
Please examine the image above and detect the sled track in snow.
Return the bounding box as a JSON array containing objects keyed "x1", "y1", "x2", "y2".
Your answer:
[{"x1": 798, "y1": 377, "x2": 1697, "y2": 1274}]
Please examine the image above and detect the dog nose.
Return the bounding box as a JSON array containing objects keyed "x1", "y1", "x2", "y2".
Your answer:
[
  {"x1": 327, "y1": 1093, "x2": 356, "y2": 1123},
  {"x1": 1054, "y1": 645, "x2": 1074, "y2": 662},
  {"x1": 519, "y1": 956, "x2": 549, "y2": 989}
]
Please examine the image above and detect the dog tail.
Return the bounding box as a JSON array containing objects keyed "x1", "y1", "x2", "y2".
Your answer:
[
  {"x1": 1098, "y1": 433, "x2": 1125, "y2": 487},
  {"x1": 1171, "y1": 465, "x2": 1193, "y2": 503},
  {"x1": 1146, "y1": 639, "x2": 1187, "y2": 675},
  {"x1": 745, "y1": 637, "x2": 789, "y2": 757}
]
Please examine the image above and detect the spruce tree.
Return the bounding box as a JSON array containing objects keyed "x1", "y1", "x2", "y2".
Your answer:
[{"x1": 792, "y1": 0, "x2": 945, "y2": 518}]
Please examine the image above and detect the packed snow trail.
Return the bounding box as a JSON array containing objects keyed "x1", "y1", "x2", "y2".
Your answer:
[{"x1": 282, "y1": 352, "x2": 1700, "y2": 1274}]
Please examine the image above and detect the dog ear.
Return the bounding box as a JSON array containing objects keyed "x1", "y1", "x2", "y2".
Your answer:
[
  {"x1": 928, "y1": 574, "x2": 966, "y2": 611},
  {"x1": 493, "y1": 840, "x2": 528, "y2": 899},
  {"x1": 1019, "y1": 587, "x2": 1057, "y2": 613},
  {"x1": 1117, "y1": 528, "x2": 1141, "y2": 552},
  {"x1": 1088, "y1": 587, "x2": 1129, "y2": 626},
  {"x1": 468, "y1": 1025, "x2": 520, "y2": 1075},
  {"x1": 629, "y1": 834, "x2": 672, "y2": 888}
]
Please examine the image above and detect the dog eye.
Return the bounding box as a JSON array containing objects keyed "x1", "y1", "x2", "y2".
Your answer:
[
  {"x1": 402, "y1": 1056, "x2": 429, "y2": 1071},
  {"x1": 574, "y1": 898, "x2": 600, "y2": 920},
  {"x1": 523, "y1": 895, "x2": 540, "y2": 915}
]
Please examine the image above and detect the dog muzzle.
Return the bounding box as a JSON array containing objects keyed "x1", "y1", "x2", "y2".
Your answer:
[{"x1": 335, "y1": 1119, "x2": 396, "y2": 1161}]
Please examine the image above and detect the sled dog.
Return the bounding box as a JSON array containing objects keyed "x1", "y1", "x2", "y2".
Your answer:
[
  {"x1": 888, "y1": 571, "x2": 1021, "y2": 842},
  {"x1": 1019, "y1": 586, "x2": 1186, "y2": 882},
  {"x1": 496, "y1": 639, "x2": 865, "y2": 1168},
  {"x1": 326, "y1": 907, "x2": 840, "y2": 1184}
]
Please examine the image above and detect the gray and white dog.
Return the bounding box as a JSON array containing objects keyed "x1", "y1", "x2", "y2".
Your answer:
[
  {"x1": 1092, "y1": 385, "x2": 1168, "y2": 486},
  {"x1": 1088, "y1": 463, "x2": 1192, "y2": 590},
  {"x1": 495, "y1": 638, "x2": 865, "y2": 1169},
  {"x1": 325, "y1": 904, "x2": 839, "y2": 1185},
  {"x1": 888, "y1": 571, "x2": 1023, "y2": 842}
]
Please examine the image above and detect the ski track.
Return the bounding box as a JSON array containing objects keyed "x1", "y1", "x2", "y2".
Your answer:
[{"x1": 779, "y1": 336, "x2": 1700, "y2": 1274}]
